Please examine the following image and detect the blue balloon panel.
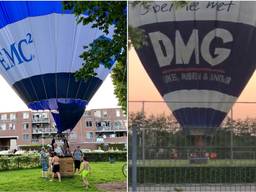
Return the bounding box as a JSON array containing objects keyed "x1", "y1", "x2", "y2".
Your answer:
[{"x1": 0, "y1": 1, "x2": 115, "y2": 133}]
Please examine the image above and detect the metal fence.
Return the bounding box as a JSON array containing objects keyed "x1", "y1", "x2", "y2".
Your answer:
[{"x1": 128, "y1": 101, "x2": 256, "y2": 192}]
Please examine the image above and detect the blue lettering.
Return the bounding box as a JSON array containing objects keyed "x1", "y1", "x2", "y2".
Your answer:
[
  {"x1": 18, "y1": 39, "x2": 32, "y2": 62},
  {"x1": 0, "y1": 52, "x2": 10, "y2": 71},
  {"x1": 0, "y1": 33, "x2": 34, "y2": 71},
  {"x1": 2, "y1": 43, "x2": 23, "y2": 66}
]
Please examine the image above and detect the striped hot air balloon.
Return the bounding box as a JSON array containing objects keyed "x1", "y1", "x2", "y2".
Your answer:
[
  {"x1": 129, "y1": 1, "x2": 256, "y2": 138},
  {"x1": 0, "y1": 1, "x2": 115, "y2": 133}
]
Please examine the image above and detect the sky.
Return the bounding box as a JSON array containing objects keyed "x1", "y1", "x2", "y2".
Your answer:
[
  {"x1": 129, "y1": 48, "x2": 256, "y2": 120},
  {"x1": 0, "y1": 73, "x2": 119, "y2": 112}
]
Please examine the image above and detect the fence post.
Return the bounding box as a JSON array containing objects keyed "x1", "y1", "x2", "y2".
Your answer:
[
  {"x1": 230, "y1": 107, "x2": 233, "y2": 161},
  {"x1": 132, "y1": 126, "x2": 137, "y2": 192},
  {"x1": 142, "y1": 101, "x2": 145, "y2": 162}
]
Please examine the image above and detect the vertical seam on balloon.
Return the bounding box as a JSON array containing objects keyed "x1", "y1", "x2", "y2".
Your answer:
[
  {"x1": 74, "y1": 23, "x2": 99, "y2": 100},
  {"x1": 18, "y1": 5, "x2": 39, "y2": 104},
  {"x1": 52, "y1": 12, "x2": 58, "y2": 101},
  {"x1": 224, "y1": 2, "x2": 241, "y2": 123},
  {"x1": 26, "y1": 8, "x2": 48, "y2": 108},
  {"x1": 81, "y1": 25, "x2": 103, "y2": 99},
  {"x1": 174, "y1": 3, "x2": 188, "y2": 129},
  {"x1": 209, "y1": 5, "x2": 219, "y2": 128},
  {"x1": 65, "y1": 14, "x2": 78, "y2": 99}
]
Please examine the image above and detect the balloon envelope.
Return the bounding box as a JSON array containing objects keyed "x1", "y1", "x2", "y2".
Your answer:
[
  {"x1": 130, "y1": 1, "x2": 256, "y2": 135},
  {"x1": 0, "y1": 1, "x2": 115, "y2": 133}
]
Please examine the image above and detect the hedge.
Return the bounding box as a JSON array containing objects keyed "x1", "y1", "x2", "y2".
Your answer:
[
  {"x1": 0, "y1": 155, "x2": 40, "y2": 171},
  {"x1": 19, "y1": 144, "x2": 42, "y2": 151},
  {"x1": 129, "y1": 167, "x2": 256, "y2": 184},
  {"x1": 84, "y1": 152, "x2": 127, "y2": 162},
  {"x1": 0, "y1": 152, "x2": 126, "y2": 171},
  {"x1": 98, "y1": 143, "x2": 126, "y2": 151}
]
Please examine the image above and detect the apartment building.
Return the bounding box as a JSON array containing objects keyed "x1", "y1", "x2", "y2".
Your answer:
[{"x1": 0, "y1": 108, "x2": 127, "y2": 150}]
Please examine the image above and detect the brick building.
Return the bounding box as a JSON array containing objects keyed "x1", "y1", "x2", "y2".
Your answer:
[{"x1": 0, "y1": 108, "x2": 127, "y2": 150}]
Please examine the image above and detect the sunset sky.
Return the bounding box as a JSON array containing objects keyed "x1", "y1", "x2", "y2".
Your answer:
[{"x1": 129, "y1": 48, "x2": 256, "y2": 120}]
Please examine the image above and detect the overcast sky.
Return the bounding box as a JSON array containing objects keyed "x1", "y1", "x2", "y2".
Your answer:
[{"x1": 0, "y1": 74, "x2": 119, "y2": 112}]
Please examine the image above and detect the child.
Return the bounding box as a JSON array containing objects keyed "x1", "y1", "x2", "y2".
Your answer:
[{"x1": 79, "y1": 156, "x2": 91, "y2": 189}]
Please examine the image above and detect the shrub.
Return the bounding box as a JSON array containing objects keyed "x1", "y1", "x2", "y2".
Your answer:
[
  {"x1": 129, "y1": 166, "x2": 256, "y2": 184},
  {"x1": 0, "y1": 155, "x2": 40, "y2": 171},
  {"x1": 83, "y1": 151, "x2": 126, "y2": 162}
]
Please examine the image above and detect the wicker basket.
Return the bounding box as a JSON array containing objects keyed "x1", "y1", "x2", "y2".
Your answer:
[
  {"x1": 47, "y1": 156, "x2": 74, "y2": 177},
  {"x1": 59, "y1": 157, "x2": 74, "y2": 177}
]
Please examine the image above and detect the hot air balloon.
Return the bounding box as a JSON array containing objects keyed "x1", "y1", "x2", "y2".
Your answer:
[
  {"x1": 0, "y1": 1, "x2": 115, "y2": 134},
  {"x1": 129, "y1": 1, "x2": 256, "y2": 146}
]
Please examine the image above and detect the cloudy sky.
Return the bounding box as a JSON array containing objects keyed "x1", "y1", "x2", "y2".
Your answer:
[{"x1": 0, "y1": 74, "x2": 119, "y2": 112}]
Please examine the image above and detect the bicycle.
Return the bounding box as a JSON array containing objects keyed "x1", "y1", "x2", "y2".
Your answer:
[{"x1": 122, "y1": 163, "x2": 127, "y2": 177}]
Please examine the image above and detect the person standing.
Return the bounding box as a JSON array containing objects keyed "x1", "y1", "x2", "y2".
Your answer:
[
  {"x1": 73, "y1": 146, "x2": 83, "y2": 174},
  {"x1": 40, "y1": 147, "x2": 49, "y2": 178},
  {"x1": 79, "y1": 156, "x2": 91, "y2": 189},
  {"x1": 50, "y1": 152, "x2": 61, "y2": 182}
]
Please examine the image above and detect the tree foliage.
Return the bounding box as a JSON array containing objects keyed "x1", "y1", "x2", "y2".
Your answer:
[{"x1": 63, "y1": 1, "x2": 127, "y2": 112}]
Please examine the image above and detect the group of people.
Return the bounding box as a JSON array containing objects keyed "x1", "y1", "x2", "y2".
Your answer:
[{"x1": 40, "y1": 145, "x2": 91, "y2": 188}]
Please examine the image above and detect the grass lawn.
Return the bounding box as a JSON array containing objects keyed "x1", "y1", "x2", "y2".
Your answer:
[
  {"x1": 0, "y1": 162, "x2": 126, "y2": 192},
  {"x1": 130, "y1": 159, "x2": 256, "y2": 167}
]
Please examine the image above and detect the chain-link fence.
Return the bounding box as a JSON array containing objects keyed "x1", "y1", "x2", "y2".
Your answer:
[{"x1": 128, "y1": 101, "x2": 256, "y2": 192}]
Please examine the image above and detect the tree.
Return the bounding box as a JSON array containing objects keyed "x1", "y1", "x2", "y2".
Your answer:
[{"x1": 63, "y1": 1, "x2": 127, "y2": 112}]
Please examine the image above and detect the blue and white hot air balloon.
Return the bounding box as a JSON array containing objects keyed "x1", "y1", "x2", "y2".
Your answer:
[
  {"x1": 0, "y1": 1, "x2": 115, "y2": 133},
  {"x1": 129, "y1": 1, "x2": 256, "y2": 137}
]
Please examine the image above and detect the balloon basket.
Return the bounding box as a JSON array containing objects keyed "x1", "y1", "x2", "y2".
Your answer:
[
  {"x1": 49, "y1": 156, "x2": 74, "y2": 177},
  {"x1": 188, "y1": 135, "x2": 209, "y2": 164},
  {"x1": 59, "y1": 156, "x2": 74, "y2": 177}
]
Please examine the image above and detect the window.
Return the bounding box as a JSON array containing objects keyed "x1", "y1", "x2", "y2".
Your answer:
[
  {"x1": 23, "y1": 123, "x2": 29, "y2": 130},
  {"x1": 23, "y1": 112, "x2": 29, "y2": 119},
  {"x1": 86, "y1": 132, "x2": 93, "y2": 139},
  {"x1": 103, "y1": 111, "x2": 107, "y2": 117},
  {"x1": 23, "y1": 134, "x2": 29, "y2": 141},
  {"x1": 1, "y1": 114, "x2": 7, "y2": 120},
  {"x1": 116, "y1": 109, "x2": 120, "y2": 117},
  {"x1": 9, "y1": 123, "x2": 15, "y2": 130},
  {"x1": 41, "y1": 113, "x2": 48, "y2": 118},
  {"x1": 101, "y1": 121, "x2": 111, "y2": 127},
  {"x1": 114, "y1": 121, "x2": 122, "y2": 129},
  {"x1": 69, "y1": 132, "x2": 77, "y2": 140},
  {"x1": 0, "y1": 124, "x2": 6, "y2": 130},
  {"x1": 10, "y1": 113, "x2": 16, "y2": 120},
  {"x1": 94, "y1": 110, "x2": 101, "y2": 118},
  {"x1": 85, "y1": 111, "x2": 91, "y2": 116},
  {"x1": 86, "y1": 121, "x2": 92, "y2": 127}
]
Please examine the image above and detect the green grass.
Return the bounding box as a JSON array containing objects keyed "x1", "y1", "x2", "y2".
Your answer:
[
  {"x1": 130, "y1": 159, "x2": 256, "y2": 167},
  {"x1": 0, "y1": 162, "x2": 126, "y2": 192}
]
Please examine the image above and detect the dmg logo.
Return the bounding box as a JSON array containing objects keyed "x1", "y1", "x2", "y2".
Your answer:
[
  {"x1": 0, "y1": 33, "x2": 34, "y2": 71},
  {"x1": 149, "y1": 28, "x2": 233, "y2": 67}
]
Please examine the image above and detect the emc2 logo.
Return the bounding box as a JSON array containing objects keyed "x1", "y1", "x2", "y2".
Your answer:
[{"x1": 0, "y1": 33, "x2": 34, "y2": 71}]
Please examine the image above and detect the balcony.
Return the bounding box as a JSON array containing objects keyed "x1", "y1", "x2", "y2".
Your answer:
[
  {"x1": 96, "y1": 137, "x2": 104, "y2": 143},
  {"x1": 96, "y1": 126, "x2": 112, "y2": 132},
  {"x1": 96, "y1": 126, "x2": 127, "y2": 132},
  {"x1": 95, "y1": 136, "x2": 127, "y2": 144},
  {"x1": 31, "y1": 139, "x2": 39, "y2": 143},
  {"x1": 32, "y1": 128, "x2": 57, "y2": 134},
  {"x1": 32, "y1": 117, "x2": 50, "y2": 124}
]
